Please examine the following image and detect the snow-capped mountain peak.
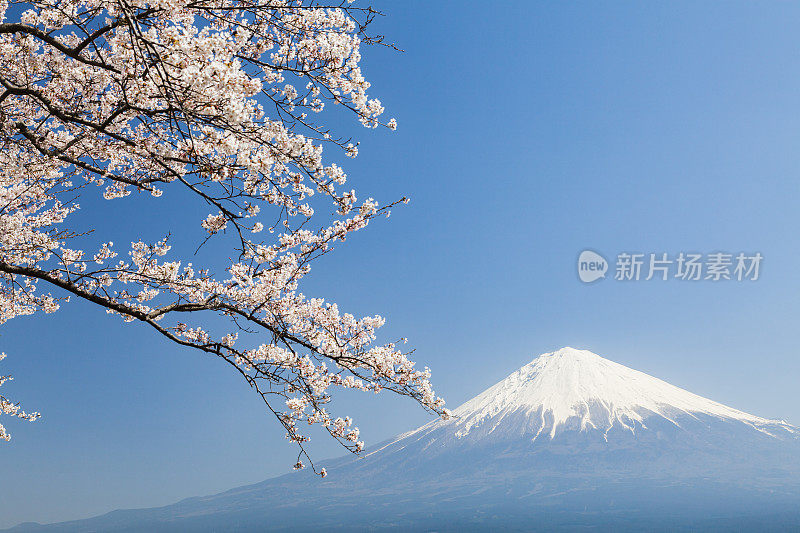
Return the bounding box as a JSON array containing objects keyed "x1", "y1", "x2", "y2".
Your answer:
[{"x1": 399, "y1": 347, "x2": 797, "y2": 446}]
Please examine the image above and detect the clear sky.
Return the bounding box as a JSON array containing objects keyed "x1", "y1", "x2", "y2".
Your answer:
[{"x1": 2, "y1": 1, "x2": 800, "y2": 528}]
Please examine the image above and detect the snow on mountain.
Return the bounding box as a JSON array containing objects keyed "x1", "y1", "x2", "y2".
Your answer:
[
  {"x1": 361, "y1": 347, "x2": 799, "y2": 467},
  {"x1": 431, "y1": 346, "x2": 794, "y2": 440}
]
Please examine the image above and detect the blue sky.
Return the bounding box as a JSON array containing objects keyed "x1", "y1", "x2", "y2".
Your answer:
[{"x1": 2, "y1": 1, "x2": 800, "y2": 527}]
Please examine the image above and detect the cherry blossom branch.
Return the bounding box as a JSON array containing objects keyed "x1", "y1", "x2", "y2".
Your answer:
[{"x1": 0, "y1": 0, "x2": 449, "y2": 470}]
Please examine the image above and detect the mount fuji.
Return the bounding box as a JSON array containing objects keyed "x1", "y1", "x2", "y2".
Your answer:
[{"x1": 9, "y1": 348, "x2": 800, "y2": 532}]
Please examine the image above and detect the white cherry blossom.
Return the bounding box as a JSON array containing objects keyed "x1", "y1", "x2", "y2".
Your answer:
[{"x1": 0, "y1": 0, "x2": 447, "y2": 471}]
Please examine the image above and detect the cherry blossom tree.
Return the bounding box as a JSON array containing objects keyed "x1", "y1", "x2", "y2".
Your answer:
[{"x1": 0, "y1": 0, "x2": 448, "y2": 473}]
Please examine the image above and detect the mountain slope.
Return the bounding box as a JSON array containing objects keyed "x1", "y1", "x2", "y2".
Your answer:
[
  {"x1": 367, "y1": 347, "x2": 797, "y2": 457},
  {"x1": 8, "y1": 347, "x2": 800, "y2": 532},
  {"x1": 446, "y1": 346, "x2": 793, "y2": 439}
]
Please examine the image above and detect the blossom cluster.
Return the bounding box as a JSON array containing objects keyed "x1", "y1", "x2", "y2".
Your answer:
[
  {"x1": 0, "y1": 1, "x2": 447, "y2": 471},
  {"x1": 0, "y1": 353, "x2": 40, "y2": 442}
]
